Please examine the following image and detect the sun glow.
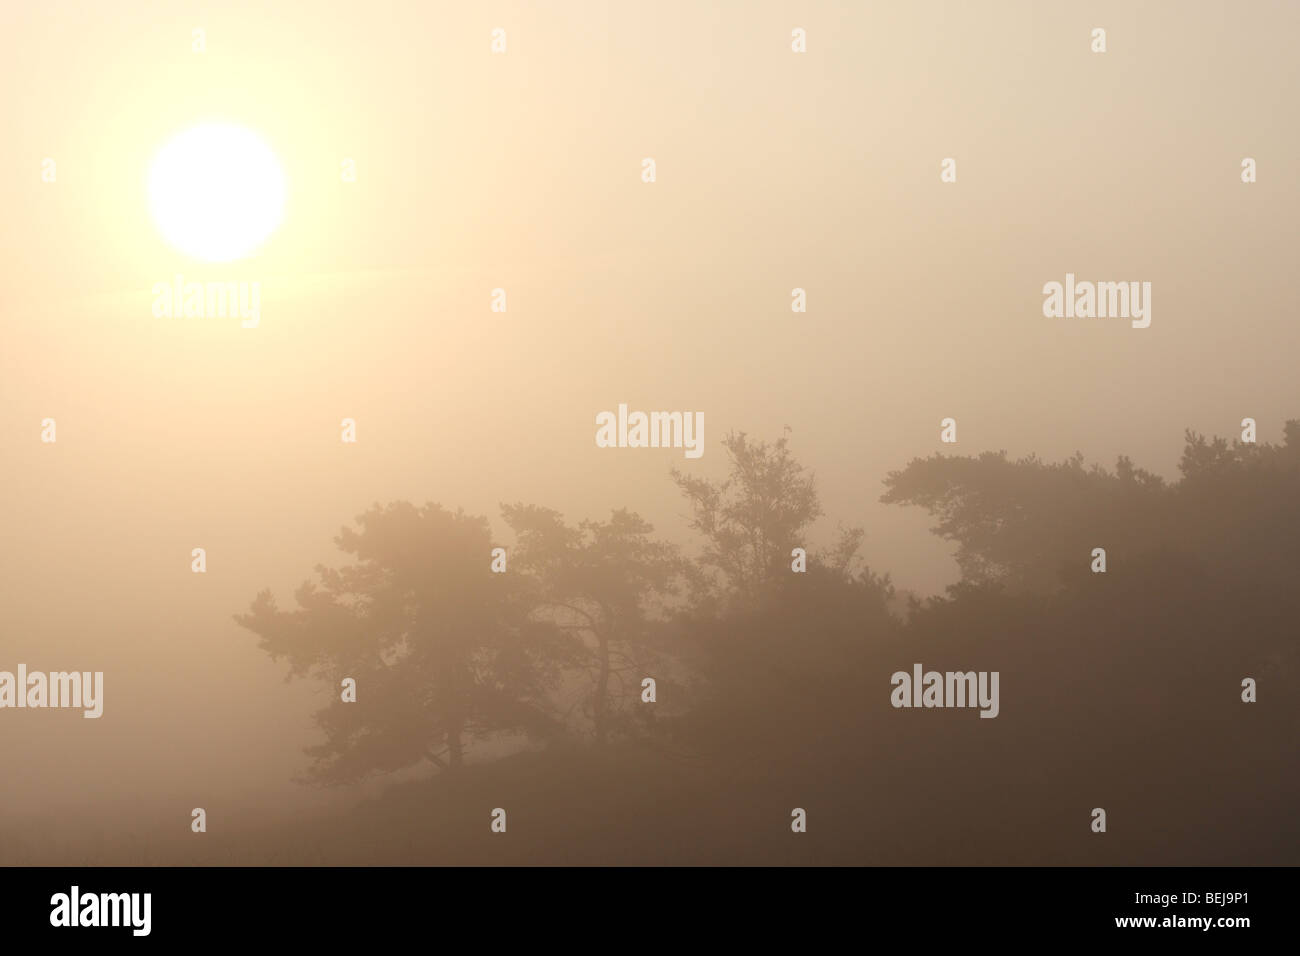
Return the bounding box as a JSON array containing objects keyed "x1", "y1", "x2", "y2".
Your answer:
[{"x1": 148, "y1": 123, "x2": 285, "y2": 263}]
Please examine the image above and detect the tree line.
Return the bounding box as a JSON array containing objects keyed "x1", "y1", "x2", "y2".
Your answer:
[{"x1": 235, "y1": 422, "x2": 1299, "y2": 816}]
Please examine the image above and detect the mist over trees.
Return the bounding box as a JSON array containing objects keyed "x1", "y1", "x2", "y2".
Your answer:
[
  {"x1": 500, "y1": 503, "x2": 685, "y2": 745},
  {"x1": 232, "y1": 423, "x2": 1300, "y2": 864},
  {"x1": 234, "y1": 502, "x2": 574, "y2": 782}
]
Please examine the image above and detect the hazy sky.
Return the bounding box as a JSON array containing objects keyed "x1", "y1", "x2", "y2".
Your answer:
[{"x1": 1, "y1": 0, "x2": 1296, "y2": 820}]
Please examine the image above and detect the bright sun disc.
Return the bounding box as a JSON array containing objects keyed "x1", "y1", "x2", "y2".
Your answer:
[{"x1": 148, "y1": 123, "x2": 285, "y2": 263}]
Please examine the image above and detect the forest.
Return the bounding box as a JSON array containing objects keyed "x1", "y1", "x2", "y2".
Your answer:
[{"x1": 213, "y1": 423, "x2": 1298, "y2": 864}]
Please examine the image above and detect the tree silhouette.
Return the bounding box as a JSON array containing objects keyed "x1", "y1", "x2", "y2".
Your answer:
[
  {"x1": 667, "y1": 430, "x2": 894, "y2": 767},
  {"x1": 234, "y1": 501, "x2": 574, "y2": 783},
  {"x1": 880, "y1": 448, "x2": 1171, "y2": 593},
  {"x1": 881, "y1": 422, "x2": 1300, "y2": 602},
  {"x1": 501, "y1": 504, "x2": 684, "y2": 744},
  {"x1": 672, "y1": 429, "x2": 863, "y2": 606},
  {"x1": 214, "y1": 423, "x2": 1297, "y2": 866}
]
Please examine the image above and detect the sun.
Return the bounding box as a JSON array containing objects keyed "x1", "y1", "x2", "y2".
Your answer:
[{"x1": 148, "y1": 123, "x2": 286, "y2": 263}]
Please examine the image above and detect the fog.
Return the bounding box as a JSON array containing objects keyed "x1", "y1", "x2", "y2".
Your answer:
[{"x1": 1, "y1": 0, "x2": 1295, "y2": 863}]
